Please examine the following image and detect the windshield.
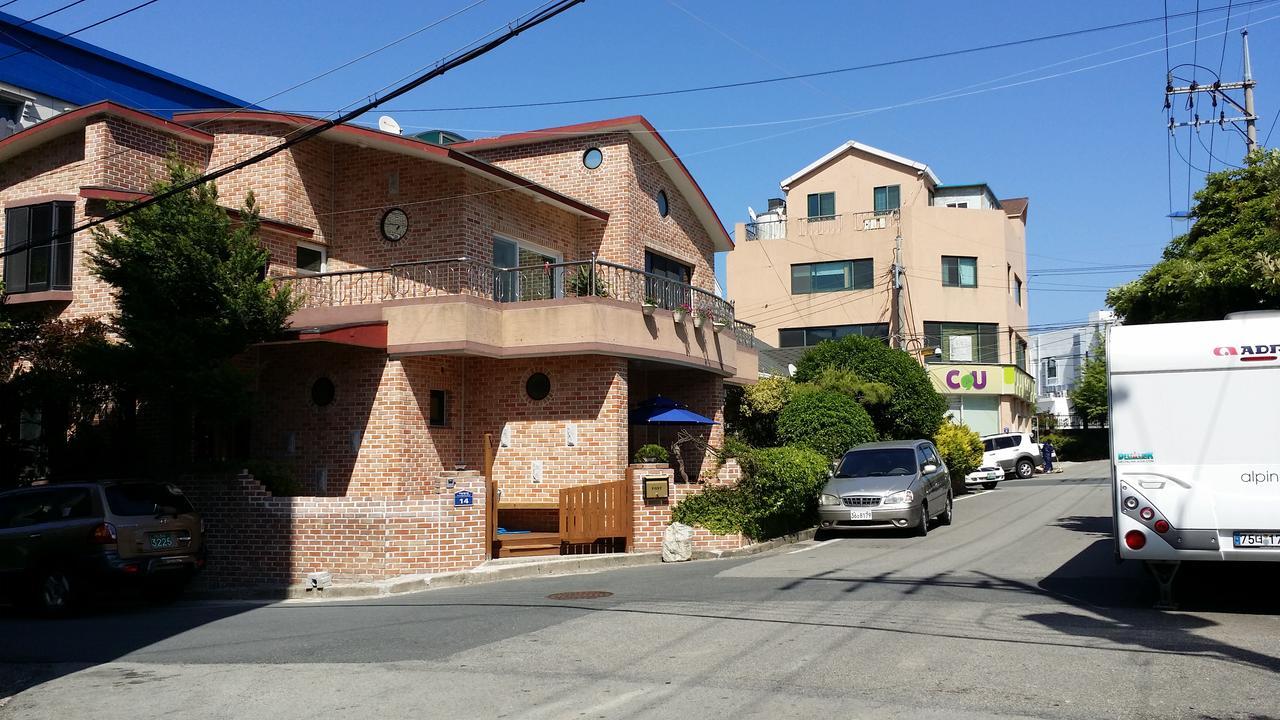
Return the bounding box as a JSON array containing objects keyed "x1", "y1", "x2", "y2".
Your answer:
[
  {"x1": 836, "y1": 449, "x2": 919, "y2": 477},
  {"x1": 105, "y1": 483, "x2": 194, "y2": 516}
]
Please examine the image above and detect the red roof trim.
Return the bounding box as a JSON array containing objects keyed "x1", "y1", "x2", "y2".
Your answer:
[
  {"x1": 283, "y1": 322, "x2": 388, "y2": 350},
  {"x1": 0, "y1": 101, "x2": 214, "y2": 159},
  {"x1": 453, "y1": 116, "x2": 732, "y2": 250},
  {"x1": 79, "y1": 186, "x2": 316, "y2": 238},
  {"x1": 172, "y1": 110, "x2": 609, "y2": 221}
]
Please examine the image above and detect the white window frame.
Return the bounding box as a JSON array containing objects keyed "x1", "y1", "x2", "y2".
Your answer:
[{"x1": 296, "y1": 241, "x2": 327, "y2": 274}]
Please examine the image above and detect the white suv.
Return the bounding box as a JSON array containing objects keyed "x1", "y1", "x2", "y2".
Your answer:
[{"x1": 973, "y1": 433, "x2": 1043, "y2": 485}]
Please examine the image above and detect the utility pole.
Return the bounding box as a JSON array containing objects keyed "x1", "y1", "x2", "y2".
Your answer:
[
  {"x1": 1166, "y1": 30, "x2": 1259, "y2": 162},
  {"x1": 1243, "y1": 29, "x2": 1258, "y2": 153},
  {"x1": 892, "y1": 229, "x2": 905, "y2": 350}
]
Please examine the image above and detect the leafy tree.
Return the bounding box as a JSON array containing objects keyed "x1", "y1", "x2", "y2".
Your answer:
[
  {"x1": 1108, "y1": 149, "x2": 1280, "y2": 323},
  {"x1": 776, "y1": 390, "x2": 877, "y2": 459},
  {"x1": 88, "y1": 160, "x2": 296, "y2": 465},
  {"x1": 794, "y1": 335, "x2": 947, "y2": 440},
  {"x1": 934, "y1": 421, "x2": 983, "y2": 494},
  {"x1": 0, "y1": 306, "x2": 117, "y2": 486},
  {"x1": 796, "y1": 366, "x2": 893, "y2": 406},
  {"x1": 725, "y1": 375, "x2": 794, "y2": 447},
  {"x1": 1069, "y1": 338, "x2": 1108, "y2": 428},
  {"x1": 737, "y1": 445, "x2": 830, "y2": 539}
]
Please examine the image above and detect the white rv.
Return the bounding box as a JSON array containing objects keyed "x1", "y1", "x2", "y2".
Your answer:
[{"x1": 1109, "y1": 313, "x2": 1280, "y2": 570}]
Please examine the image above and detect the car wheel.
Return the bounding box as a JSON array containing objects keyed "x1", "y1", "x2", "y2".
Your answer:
[
  {"x1": 36, "y1": 570, "x2": 77, "y2": 614},
  {"x1": 915, "y1": 502, "x2": 929, "y2": 537},
  {"x1": 982, "y1": 482, "x2": 998, "y2": 490},
  {"x1": 939, "y1": 493, "x2": 954, "y2": 526},
  {"x1": 1016, "y1": 458, "x2": 1034, "y2": 479}
]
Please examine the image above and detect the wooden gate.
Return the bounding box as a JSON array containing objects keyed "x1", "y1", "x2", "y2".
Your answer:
[
  {"x1": 483, "y1": 433, "x2": 497, "y2": 559},
  {"x1": 559, "y1": 480, "x2": 633, "y2": 554}
]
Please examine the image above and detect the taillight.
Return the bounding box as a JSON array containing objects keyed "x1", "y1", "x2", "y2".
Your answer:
[
  {"x1": 91, "y1": 522, "x2": 117, "y2": 544},
  {"x1": 1139, "y1": 507, "x2": 1155, "y2": 521},
  {"x1": 1154, "y1": 519, "x2": 1171, "y2": 534},
  {"x1": 1124, "y1": 530, "x2": 1147, "y2": 550}
]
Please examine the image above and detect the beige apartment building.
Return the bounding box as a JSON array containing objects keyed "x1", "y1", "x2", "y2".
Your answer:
[{"x1": 727, "y1": 141, "x2": 1034, "y2": 435}]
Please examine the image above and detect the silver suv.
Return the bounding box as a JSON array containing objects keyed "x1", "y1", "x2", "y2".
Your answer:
[
  {"x1": 817, "y1": 440, "x2": 953, "y2": 537},
  {"x1": 980, "y1": 433, "x2": 1043, "y2": 480}
]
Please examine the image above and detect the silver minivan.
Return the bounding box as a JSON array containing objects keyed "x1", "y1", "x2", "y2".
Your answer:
[{"x1": 817, "y1": 440, "x2": 953, "y2": 536}]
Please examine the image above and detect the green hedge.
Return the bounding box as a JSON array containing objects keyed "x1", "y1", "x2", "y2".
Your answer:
[
  {"x1": 793, "y1": 335, "x2": 947, "y2": 440},
  {"x1": 934, "y1": 421, "x2": 983, "y2": 494},
  {"x1": 776, "y1": 390, "x2": 877, "y2": 459},
  {"x1": 670, "y1": 445, "x2": 830, "y2": 541}
]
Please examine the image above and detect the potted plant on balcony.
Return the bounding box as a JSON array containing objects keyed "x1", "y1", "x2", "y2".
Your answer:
[
  {"x1": 566, "y1": 265, "x2": 610, "y2": 298},
  {"x1": 712, "y1": 313, "x2": 729, "y2": 333},
  {"x1": 693, "y1": 307, "x2": 714, "y2": 329},
  {"x1": 672, "y1": 303, "x2": 692, "y2": 323},
  {"x1": 642, "y1": 295, "x2": 659, "y2": 315}
]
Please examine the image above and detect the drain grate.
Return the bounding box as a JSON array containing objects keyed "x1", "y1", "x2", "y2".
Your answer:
[{"x1": 546, "y1": 590, "x2": 614, "y2": 600}]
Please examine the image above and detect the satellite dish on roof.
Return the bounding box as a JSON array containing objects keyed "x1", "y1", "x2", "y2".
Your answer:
[
  {"x1": 378, "y1": 115, "x2": 402, "y2": 135},
  {"x1": 747, "y1": 206, "x2": 758, "y2": 221}
]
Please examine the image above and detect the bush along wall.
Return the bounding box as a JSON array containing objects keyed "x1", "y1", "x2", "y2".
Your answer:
[{"x1": 672, "y1": 445, "x2": 831, "y2": 542}]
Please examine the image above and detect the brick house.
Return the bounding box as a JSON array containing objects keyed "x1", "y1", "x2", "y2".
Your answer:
[{"x1": 0, "y1": 104, "x2": 758, "y2": 587}]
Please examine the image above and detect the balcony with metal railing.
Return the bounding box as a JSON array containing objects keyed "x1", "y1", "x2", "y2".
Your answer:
[
  {"x1": 277, "y1": 256, "x2": 757, "y2": 380},
  {"x1": 736, "y1": 209, "x2": 899, "y2": 242}
]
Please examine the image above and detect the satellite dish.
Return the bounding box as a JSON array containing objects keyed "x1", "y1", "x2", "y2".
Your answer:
[
  {"x1": 747, "y1": 206, "x2": 758, "y2": 221},
  {"x1": 378, "y1": 115, "x2": 402, "y2": 135}
]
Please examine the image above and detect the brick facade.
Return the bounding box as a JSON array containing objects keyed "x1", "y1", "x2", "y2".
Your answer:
[
  {"x1": 629, "y1": 461, "x2": 747, "y2": 552},
  {"x1": 2, "y1": 107, "x2": 741, "y2": 587}
]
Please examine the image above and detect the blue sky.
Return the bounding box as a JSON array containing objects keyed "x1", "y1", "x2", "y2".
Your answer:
[{"x1": 18, "y1": 0, "x2": 1280, "y2": 327}]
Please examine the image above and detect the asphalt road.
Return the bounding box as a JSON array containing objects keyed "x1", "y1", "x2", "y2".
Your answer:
[{"x1": 3, "y1": 460, "x2": 1279, "y2": 720}]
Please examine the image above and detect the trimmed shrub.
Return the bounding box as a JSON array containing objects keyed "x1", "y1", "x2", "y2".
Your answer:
[
  {"x1": 934, "y1": 421, "x2": 984, "y2": 494},
  {"x1": 793, "y1": 335, "x2": 948, "y2": 440},
  {"x1": 671, "y1": 485, "x2": 747, "y2": 536},
  {"x1": 633, "y1": 443, "x2": 669, "y2": 464},
  {"x1": 776, "y1": 390, "x2": 877, "y2": 460},
  {"x1": 725, "y1": 376, "x2": 793, "y2": 447},
  {"x1": 738, "y1": 445, "x2": 831, "y2": 539},
  {"x1": 718, "y1": 435, "x2": 753, "y2": 460}
]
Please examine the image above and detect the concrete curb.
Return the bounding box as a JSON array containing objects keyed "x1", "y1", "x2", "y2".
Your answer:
[{"x1": 190, "y1": 529, "x2": 817, "y2": 603}]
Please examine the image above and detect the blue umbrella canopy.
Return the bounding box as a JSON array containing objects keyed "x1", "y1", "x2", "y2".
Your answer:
[{"x1": 628, "y1": 395, "x2": 717, "y2": 425}]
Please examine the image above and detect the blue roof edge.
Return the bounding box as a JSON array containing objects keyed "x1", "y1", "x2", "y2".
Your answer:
[{"x1": 0, "y1": 10, "x2": 255, "y2": 109}]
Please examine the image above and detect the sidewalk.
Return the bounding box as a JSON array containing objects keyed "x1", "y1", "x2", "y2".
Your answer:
[{"x1": 191, "y1": 528, "x2": 817, "y2": 603}]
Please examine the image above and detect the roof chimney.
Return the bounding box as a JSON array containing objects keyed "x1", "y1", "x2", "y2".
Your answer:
[{"x1": 767, "y1": 197, "x2": 785, "y2": 212}]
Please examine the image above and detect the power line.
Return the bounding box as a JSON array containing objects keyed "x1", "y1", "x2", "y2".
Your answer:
[
  {"x1": 6, "y1": 0, "x2": 90, "y2": 28},
  {"x1": 0, "y1": 0, "x2": 162, "y2": 63},
  {"x1": 0, "y1": 0, "x2": 163, "y2": 64},
  {"x1": 0, "y1": 0, "x2": 587, "y2": 261},
  {"x1": 272, "y1": 0, "x2": 1265, "y2": 113}
]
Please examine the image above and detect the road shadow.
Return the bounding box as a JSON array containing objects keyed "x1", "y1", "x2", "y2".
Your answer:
[
  {"x1": 0, "y1": 598, "x2": 266, "y2": 699},
  {"x1": 1049, "y1": 514, "x2": 1112, "y2": 537}
]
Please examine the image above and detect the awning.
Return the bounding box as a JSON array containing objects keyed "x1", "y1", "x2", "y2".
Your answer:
[{"x1": 628, "y1": 396, "x2": 717, "y2": 425}]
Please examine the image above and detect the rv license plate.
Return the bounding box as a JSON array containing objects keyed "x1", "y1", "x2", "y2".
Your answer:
[
  {"x1": 1233, "y1": 532, "x2": 1280, "y2": 547},
  {"x1": 849, "y1": 510, "x2": 873, "y2": 521},
  {"x1": 149, "y1": 532, "x2": 176, "y2": 550}
]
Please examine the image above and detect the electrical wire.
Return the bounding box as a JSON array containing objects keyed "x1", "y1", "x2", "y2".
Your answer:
[
  {"x1": 0, "y1": 0, "x2": 586, "y2": 261},
  {"x1": 1198, "y1": 126, "x2": 1244, "y2": 168},
  {"x1": 1208, "y1": 0, "x2": 1235, "y2": 173},
  {"x1": 0, "y1": 0, "x2": 162, "y2": 63},
  {"x1": 5, "y1": 0, "x2": 89, "y2": 28},
  {"x1": 268, "y1": 0, "x2": 1267, "y2": 114}
]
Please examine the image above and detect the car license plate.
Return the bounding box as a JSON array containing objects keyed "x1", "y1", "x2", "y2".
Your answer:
[
  {"x1": 1233, "y1": 532, "x2": 1280, "y2": 547},
  {"x1": 150, "y1": 532, "x2": 176, "y2": 550},
  {"x1": 849, "y1": 510, "x2": 873, "y2": 521}
]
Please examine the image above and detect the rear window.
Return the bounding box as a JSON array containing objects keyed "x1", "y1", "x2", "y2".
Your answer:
[
  {"x1": 104, "y1": 483, "x2": 194, "y2": 516},
  {"x1": 982, "y1": 439, "x2": 996, "y2": 452},
  {"x1": 836, "y1": 449, "x2": 919, "y2": 477}
]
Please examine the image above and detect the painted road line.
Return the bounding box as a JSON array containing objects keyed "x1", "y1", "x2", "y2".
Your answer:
[
  {"x1": 788, "y1": 538, "x2": 842, "y2": 554},
  {"x1": 954, "y1": 490, "x2": 991, "y2": 502}
]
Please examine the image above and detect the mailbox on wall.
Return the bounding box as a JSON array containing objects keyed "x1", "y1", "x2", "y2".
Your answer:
[{"x1": 643, "y1": 475, "x2": 670, "y2": 500}]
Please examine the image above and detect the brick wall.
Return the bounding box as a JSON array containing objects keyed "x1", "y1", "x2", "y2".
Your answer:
[
  {"x1": 629, "y1": 462, "x2": 747, "y2": 552},
  {"x1": 465, "y1": 354, "x2": 628, "y2": 504},
  {"x1": 468, "y1": 133, "x2": 717, "y2": 288},
  {"x1": 183, "y1": 470, "x2": 487, "y2": 587},
  {"x1": 628, "y1": 365, "x2": 725, "y2": 480}
]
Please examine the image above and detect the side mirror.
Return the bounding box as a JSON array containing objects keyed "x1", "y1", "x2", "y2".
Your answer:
[{"x1": 922, "y1": 463, "x2": 938, "y2": 474}]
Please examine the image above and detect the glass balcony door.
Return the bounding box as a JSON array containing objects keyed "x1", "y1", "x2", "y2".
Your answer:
[{"x1": 493, "y1": 236, "x2": 562, "y2": 302}]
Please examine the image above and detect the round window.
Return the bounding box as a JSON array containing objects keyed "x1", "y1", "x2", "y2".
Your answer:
[
  {"x1": 525, "y1": 372, "x2": 551, "y2": 401},
  {"x1": 656, "y1": 190, "x2": 669, "y2": 218},
  {"x1": 310, "y1": 377, "x2": 336, "y2": 406},
  {"x1": 582, "y1": 147, "x2": 603, "y2": 169}
]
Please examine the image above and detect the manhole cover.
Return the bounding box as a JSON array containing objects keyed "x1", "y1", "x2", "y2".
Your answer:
[{"x1": 546, "y1": 591, "x2": 613, "y2": 600}]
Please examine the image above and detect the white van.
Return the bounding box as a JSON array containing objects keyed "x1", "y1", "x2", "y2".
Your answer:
[{"x1": 1109, "y1": 313, "x2": 1280, "y2": 569}]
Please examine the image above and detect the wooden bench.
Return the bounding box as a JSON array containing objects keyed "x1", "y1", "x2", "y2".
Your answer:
[{"x1": 493, "y1": 531, "x2": 560, "y2": 558}]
